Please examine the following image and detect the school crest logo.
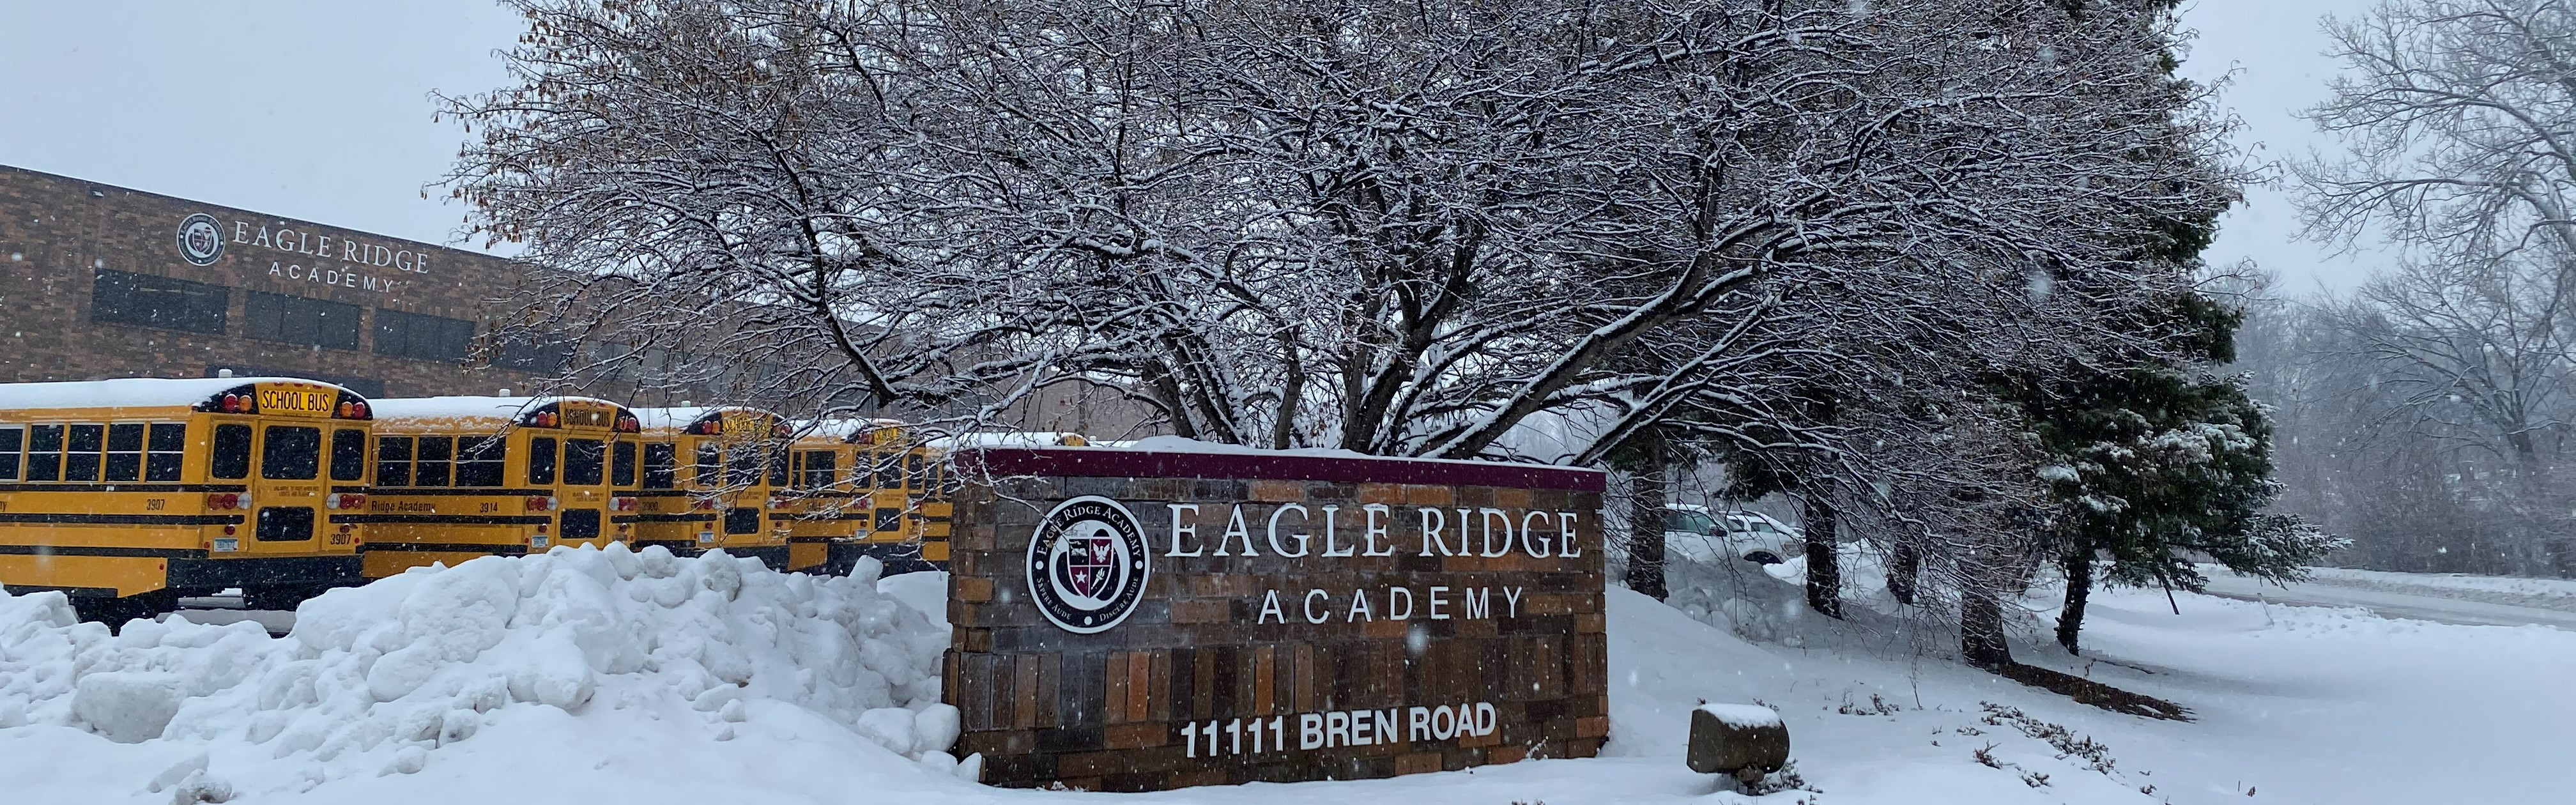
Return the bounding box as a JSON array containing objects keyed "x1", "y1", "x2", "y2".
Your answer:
[
  {"x1": 1025, "y1": 495, "x2": 1151, "y2": 634},
  {"x1": 176, "y1": 213, "x2": 224, "y2": 266}
]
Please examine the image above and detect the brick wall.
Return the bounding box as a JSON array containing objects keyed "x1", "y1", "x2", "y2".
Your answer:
[
  {"x1": 942, "y1": 448, "x2": 1609, "y2": 792},
  {"x1": 0, "y1": 164, "x2": 538, "y2": 396}
]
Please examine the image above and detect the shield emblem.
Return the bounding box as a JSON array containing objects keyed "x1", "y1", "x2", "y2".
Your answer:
[{"x1": 1060, "y1": 525, "x2": 1118, "y2": 599}]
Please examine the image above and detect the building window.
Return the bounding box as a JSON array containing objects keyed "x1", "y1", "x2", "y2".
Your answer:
[
  {"x1": 244, "y1": 291, "x2": 360, "y2": 349},
  {"x1": 92, "y1": 270, "x2": 227, "y2": 334},
  {"x1": 375, "y1": 309, "x2": 475, "y2": 362}
]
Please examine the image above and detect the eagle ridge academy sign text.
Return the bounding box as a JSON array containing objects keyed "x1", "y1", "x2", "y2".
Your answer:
[{"x1": 942, "y1": 447, "x2": 1609, "y2": 792}]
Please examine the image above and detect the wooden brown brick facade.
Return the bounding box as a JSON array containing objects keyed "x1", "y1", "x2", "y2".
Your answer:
[
  {"x1": 943, "y1": 448, "x2": 1610, "y2": 792},
  {"x1": 0, "y1": 164, "x2": 535, "y2": 396}
]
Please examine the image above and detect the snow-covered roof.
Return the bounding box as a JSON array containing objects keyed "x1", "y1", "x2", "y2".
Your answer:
[
  {"x1": 0, "y1": 376, "x2": 358, "y2": 411},
  {"x1": 368, "y1": 395, "x2": 626, "y2": 423},
  {"x1": 792, "y1": 417, "x2": 907, "y2": 441},
  {"x1": 630, "y1": 405, "x2": 783, "y2": 433},
  {"x1": 924, "y1": 431, "x2": 1089, "y2": 450}
]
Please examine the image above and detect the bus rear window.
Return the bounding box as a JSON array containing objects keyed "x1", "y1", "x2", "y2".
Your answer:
[
  {"x1": 330, "y1": 429, "x2": 367, "y2": 482},
  {"x1": 261, "y1": 426, "x2": 321, "y2": 480},
  {"x1": 565, "y1": 439, "x2": 605, "y2": 486},
  {"x1": 694, "y1": 444, "x2": 721, "y2": 487},
  {"x1": 210, "y1": 424, "x2": 251, "y2": 480},
  {"x1": 528, "y1": 437, "x2": 558, "y2": 486},
  {"x1": 612, "y1": 441, "x2": 638, "y2": 487},
  {"x1": 644, "y1": 442, "x2": 678, "y2": 489}
]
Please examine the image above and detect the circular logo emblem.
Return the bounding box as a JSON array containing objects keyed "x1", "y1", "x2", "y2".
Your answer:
[
  {"x1": 176, "y1": 213, "x2": 224, "y2": 266},
  {"x1": 1025, "y1": 495, "x2": 1151, "y2": 634}
]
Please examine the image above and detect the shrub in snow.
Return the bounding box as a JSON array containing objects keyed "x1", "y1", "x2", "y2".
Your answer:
[{"x1": 0, "y1": 544, "x2": 962, "y2": 796}]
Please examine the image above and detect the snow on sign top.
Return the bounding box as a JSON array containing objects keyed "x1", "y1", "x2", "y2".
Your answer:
[
  {"x1": 1696, "y1": 703, "x2": 1783, "y2": 728},
  {"x1": 0, "y1": 376, "x2": 360, "y2": 411},
  {"x1": 958, "y1": 434, "x2": 1608, "y2": 492},
  {"x1": 369, "y1": 395, "x2": 620, "y2": 422}
]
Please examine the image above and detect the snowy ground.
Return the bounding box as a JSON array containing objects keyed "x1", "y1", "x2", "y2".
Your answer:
[
  {"x1": 6, "y1": 549, "x2": 2572, "y2": 804},
  {"x1": 2198, "y1": 569, "x2": 2576, "y2": 630},
  {"x1": 2297, "y1": 566, "x2": 2576, "y2": 610}
]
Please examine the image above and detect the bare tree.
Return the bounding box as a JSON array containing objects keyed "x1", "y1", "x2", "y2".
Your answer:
[
  {"x1": 445, "y1": 0, "x2": 2236, "y2": 466},
  {"x1": 2292, "y1": 0, "x2": 2576, "y2": 574}
]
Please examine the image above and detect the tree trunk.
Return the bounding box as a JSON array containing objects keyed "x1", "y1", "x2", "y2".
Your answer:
[
  {"x1": 2056, "y1": 548, "x2": 2092, "y2": 654},
  {"x1": 1803, "y1": 495, "x2": 1843, "y2": 618},
  {"x1": 1961, "y1": 588, "x2": 2012, "y2": 668},
  {"x1": 1625, "y1": 441, "x2": 1671, "y2": 601},
  {"x1": 1887, "y1": 542, "x2": 1920, "y2": 605}
]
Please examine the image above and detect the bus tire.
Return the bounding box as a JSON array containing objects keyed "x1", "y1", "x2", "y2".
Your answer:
[
  {"x1": 242, "y1": 584, "x2": 326, "y2": 613},
  {"x1": 73, "y1": 590, "x2": 179, "y2": 632}
]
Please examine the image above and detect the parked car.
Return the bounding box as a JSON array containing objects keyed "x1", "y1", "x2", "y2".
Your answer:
[{"x1": 1664, "y1": 505, "x2": 1804, "y2": 565}]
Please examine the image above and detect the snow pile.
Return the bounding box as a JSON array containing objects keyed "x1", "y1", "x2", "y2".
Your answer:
[
  {"x1": 0, "y1": 544, "x2": 967, "y2": 801},
  {"x1": 1693, "y1": 702, "x2": 1782, "y2": 728}
]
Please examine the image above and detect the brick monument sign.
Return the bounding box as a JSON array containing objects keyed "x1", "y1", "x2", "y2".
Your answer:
[{"x1": 941, "y1": 446, "x2": 1609, "y2": 791}]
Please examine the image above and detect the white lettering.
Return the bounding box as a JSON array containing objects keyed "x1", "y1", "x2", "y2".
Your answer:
[
  {"x1": 1408, "y1": 706, "x2": 1432, "y2": 741},
  {"x1": 232, "y1": 220, "x2": 249, "y2": 243},
  {"x1": 394, "y1": 250, "x2": 414, "y2": 271},
  {"x1": 1349, "y1": 710, "x2": 1373, "y2": 745},
  {"x1": 254, "y1": 226, "x2": 273, "y2": 249},
  {"x1": 1215, "y1": 505, "x2": 1260, "y2": 556},
  {"x1": 1325, "y1": 710, "x2": 1349, "y2": 748},
  {"x1": 413, "y1": 254, "x2": 430, "y2": 275},
  {"x1": 343, "y1": 240, "x2": 360, "y2": 261},
  {"x1": 1374, "y1": 710, "x2": 1399, "y2": 746},
  {"x1": 1362, "y1": 503, "x2": 1395, "y2": 556},
  {"x1": 1257, "y1": 590, "x2": 1285, "y2": 624},
  {"x1": 1266, "y1": 502, "x2": 1310, "y2": 556},
  {"x1": 1480, "y1": 507, "x2": 1514, "y2": 557},
  {"x1": 1166, "y1": 503, "x2": 1204, "y2": 556},
  {"x1": 1388, "y1": 586, "x2": 1413, "y2": 620},
  {"x1": 1503, "y1": 586, "x2": 1524, "y2": 617},
  {"x1": 1418, "y1": 507, "x2": 1450, "y2": 556},
  {"x1": 1320, "y1": 505, "x2": 1353, "y2": 556},
  {"x1": 314, "y1": 235, "x2": 332, "y2": 260},
  {"x1": 1303, "y1": 589, "x2": 1330, "y2": 624},
  {"x1": 1475, "y1": 702, "x2": 1498, "y2": 736},
  {"x1": 1463, "y1": 587, "x2": 1491, "y2": 619},
  {"x1": 1300, "y1": 714, "x2": 1324, "y2": 749},
  {"x1": 1521, "y1": 510, "x2": 1554, "y2": 556},
  {"x1": 1432, "y1": 705, "x2": 1457, "y2": 740},
  {"x1": 1429, "y1": 586, "x2": 1450, "y2": 620},
  {"x1": 1558, "y1": 511, "x2": 1582, "y2": 556},
  {"x1": 1346, "y1": 588, "x2": 1374, "y2": 622}
]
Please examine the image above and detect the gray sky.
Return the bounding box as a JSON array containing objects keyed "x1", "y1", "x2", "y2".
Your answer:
[{"x1": 2, "y1": 1, "x2": 2384, "y2": 292}]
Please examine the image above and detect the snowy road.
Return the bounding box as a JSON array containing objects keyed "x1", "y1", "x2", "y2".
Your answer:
[{"x1": 2196, "y1": 572, "x2": 2576, "y2": 631}]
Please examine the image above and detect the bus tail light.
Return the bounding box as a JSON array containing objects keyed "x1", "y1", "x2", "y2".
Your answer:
[
  {"x1": 323, "y1": 493, "x2": 366, "y2": 509},
  {"x1": 611, "y1": 496, "x2": 638, "y2": 511},
  {"x1": 204, "y1": 493, "x2": 250, "y2": 510},
  {"x1": 524, "y1": 496, "x2": 559, "y2": 512},
  {"x1": 691, "y1": 497, "x2": 716, "y2": 511}
]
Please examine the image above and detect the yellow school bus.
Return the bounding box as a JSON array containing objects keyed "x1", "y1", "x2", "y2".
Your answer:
[
  {"x1": 779, "y1": 418, "x2": 921, "y2": 574},
  {"x1": 358, "y1": 396, "x2": 641, "y2": 578},
  {"x1": 631, "y1": 406, "x2": 790, "y2": 569},
  {"x1": 0, "y1": 377, "x2": 372, "y2": 623}
]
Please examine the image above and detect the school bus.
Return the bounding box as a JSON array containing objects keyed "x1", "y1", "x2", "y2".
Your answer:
[
  {"x1": 0, "y1": 377, "x2": 372, "y2": 623},
  {"x1": 631, "y1": 406, "x2": 790, "y2": 569},
  {"x1": 358, "y1": 396, "x2": 641, "y2": 578},
  {"x1": 779, "y1": 418, "x2": 923, "y2": 574}
]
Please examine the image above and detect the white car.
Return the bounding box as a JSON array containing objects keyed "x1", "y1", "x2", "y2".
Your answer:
[{"x1": 1664, "y1": 506, "x2": 1804, "y2": 565}]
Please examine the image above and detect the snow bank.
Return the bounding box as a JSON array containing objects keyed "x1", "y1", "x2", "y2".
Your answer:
[{"x1": 0, "y1": 544, "x2": 966, "y2": 799}]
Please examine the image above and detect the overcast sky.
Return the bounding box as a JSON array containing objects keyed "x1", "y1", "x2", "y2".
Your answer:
[{"x1": 0, "y1": 1, "x2": 2388, "y2": 293}]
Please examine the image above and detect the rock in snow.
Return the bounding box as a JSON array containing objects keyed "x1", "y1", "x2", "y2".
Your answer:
[{"x1": 0, "y1": 544, "x2": 967, "y2": 798}]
